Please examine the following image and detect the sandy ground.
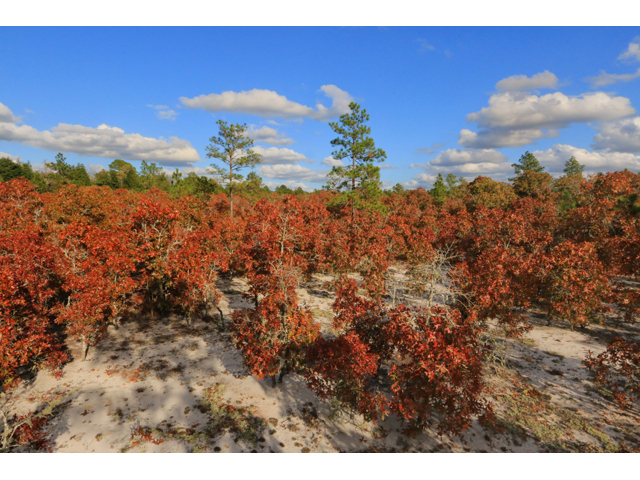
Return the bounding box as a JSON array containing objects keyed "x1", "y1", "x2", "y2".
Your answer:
[{"x1": 3, "y1": 268, "x2": 640, "y2": 452}]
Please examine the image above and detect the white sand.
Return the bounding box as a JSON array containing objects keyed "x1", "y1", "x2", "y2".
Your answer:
[{"x1": 4, "y1": 269, "x2": 639, "y2": 452}]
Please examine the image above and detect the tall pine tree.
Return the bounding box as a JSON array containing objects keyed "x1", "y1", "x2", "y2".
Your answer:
[{"x1": 324, "y1": 102, "x2": 387, "y2": 222}]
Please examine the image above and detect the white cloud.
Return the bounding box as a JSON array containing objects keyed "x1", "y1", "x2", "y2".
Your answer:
[
  {"x1": 619, "y1": 39, "x2": 640, "y2": 63},
  {"x1": 156, "y1": 109, "x2": 178, "y2": 121},
  {"x1": 402, "y1": 173, "x2": 439, "y2": 189},
  {"x1": 252, "y1": 145, "x2": 312, "y2": 165},
  {"x1": 461, "y1": 91, "x2": 635, "y2": 148},
  {"x1": 430, "y1": 148, "x2": 508, "y2": 167},
  {"x1": 411, "y1": 148, "x2": 511, "y2": 182},
  {"x1": 0, "y1": 102, "x2": 20, "y2": 124},
  {"x1": 532, "y1": 144, "x2": 640, "y2": 174},
  {"x1": 446, "y1": 162, "x2": 512, "y2": 175},
  {"x1": 0, "y1": 151, "x2": 21, "y2": 162},
  {"x1": 587, "y1": 68, "x2": 640, "y2": 88},
  {"x1": 148, "y1": 104, "x2": 178, "y2": 121},
  {"x1": 411, "y1": 148, "x2": 511, "y2": 178},
  {"x1": 88, "y1": 164, "x2": 106, "y2": 174},
  {"x1": 0, "y1": 101, "x2": 200, "y2": 166},
  {"x1": 181, "y1": 166, "x2": 210, "y2": 176},
  {"x1": 458, "y1": 127, "x2": 558, "y2": 149},
  {"x1": 416, "y1": 38, "x2": 436, "y2": 52},
  {"x1": 592, "y1": 117, "x2": 640, "y2": 154},
  {"x1": 416, "y1": 147, "x2": 435, "y2": 154},
  {"x1": 495, "y1": 70, "x2": 559, "y2": 92},
  {"x1": 321, "y1": 155, "x2": 345, "y2": 167},
  {"x1": 263, "y1": 180, "x2": 312, "y2": 192},
  {"x1": 246, "y1": 125, "x2": 294, "y2": 146},
  {"x1": 179, "y1": 84, "x2": 353, "y2": 121},
  {"x1": 468, "y1": 92, "x2": 634, "y2": 130},
  {"x1": 258, "y1": 164, "x2": 329, "y2": 184}
]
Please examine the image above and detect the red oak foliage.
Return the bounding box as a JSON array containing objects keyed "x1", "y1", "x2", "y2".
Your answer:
[
  {"x1": 42, "y1": 185, "x2": 120, "y2": 228},
  {"x1": 384, "y1": 192, "x2": 437, "y2": 264},
  {"x1": 304, "y1": 332, "x2": 386, "y2": 421},
  {"x1": 384, "y1": 305, "x2": 491, "y2": 435},
  {"x1": 585, "y1": 337, "x2": 640, "y2": 409},
  {"x1": 53, "y1": 222, "x2": 137, "y2": 351},
  {"x1": 3, "y1": 169, "x2": 640, "y2": 435},
  {"x1": 304, "y1": 279, "x2": 388, "y2": 421},
  {"x1": 331, "y1": 277, "x2": 391, "y2": 359},
  {"x1": 0, "y1": 230, "x2": 67, "y2": 388},
  {"x1": 0, "y1": 179, "x2": 44, "y2": 233},
  {"x1": 327, "y1": 208, "x2": 394, "y2": 298},
  {"x1": 544, "y1": 241, "x2": 611, "y2": 327},
  {"x1": 231, "y1": 197, "x2": 319, "y2": 381},
  {"x1": 450, "y1": 198, "x2": 558, "y2": 335}
]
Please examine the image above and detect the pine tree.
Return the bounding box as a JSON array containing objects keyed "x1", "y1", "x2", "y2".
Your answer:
[
  {"x1": 430, "y1": 173, "x2": 448, "y2": 205},
  {"x1": 324, "y1": 102, "x2": 387, "y2": 222},
  {"x1": 509, "y1": 151, "x2": 545, "y2": 182},
  {"x1": 206, "y1": 120, "x2": 261, "y2": 218},
  {"x1": 563, "y1": 156, "x2": 585, "y2": 178}
]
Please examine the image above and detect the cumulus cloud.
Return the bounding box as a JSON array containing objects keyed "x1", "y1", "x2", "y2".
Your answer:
[
  {"x1": 461, "y1": 91, "x2": 635, "y2": 148},
  {"x1": 258, "y1": 164, "x2": 329, "y2": 184},
  {"x1": 468, "y1": 92, "x2": 634, "y2": 130},
  {"x1": 429, "y1": 148, "x2": 508, "y2": 167},
  {"x1": 592, "y1": 117, "x2": 640, "y2": 154},
  {"x1": 252, "y1": 145, "x2": 312, "y2": 165},
  {"x1": 411, "y1": 148, "x2": 510, "y2": 177},
  {"x1": 321, "y1": 156, "x2": 345, "y2": 167},
  {"x1": 181, "y1": 166, "x2": 210, "y2": 176},
  {"x1": 179, "y1": 85, "x2": 353, "y2": 121},
  {"x1": 458, "y1": 128, "x2": 559, "y2": 149},
  {"x1": 416, "y1": 147, "x2": 435, "y2": 154},
  {"x1": 147, "y1": 104, "x2": 178, "y2": 121},
  {"x1": 88, "y1": 164, "x2": 106, "y2": 174},
  {"x1": 495, "y1": 70, "x2": 559, "y2": 92},
  {"x1": 0, "y1": 102, "x2": 20, "y2": 124},
  {"x1": 532, "y1": 144, "x2": 640, "y2": 174},
  {"x1": 246, "y1": 125, "x2": 295, "y2": 146},
  {"x1": 157, "y1": 110, "x2": 178, "y2": 120},
  {"x1": 619, "y1": 39, "x2": 640, "y2": 63},
  {"x1": 263, "y1": 180, "x2": 312, "y2": 192},
  {"x1": 0, "y1": 151, "x2": 21, "y2": 162},
  {"x1": 0, "y1": 101, "x2": 200, "y2": 166},
  {"x1": 587, "y1": 68, "x2": 640, "y2": 88},
  {"x1": 402, "y1": 173, "x2": 439, "y2": 189}
]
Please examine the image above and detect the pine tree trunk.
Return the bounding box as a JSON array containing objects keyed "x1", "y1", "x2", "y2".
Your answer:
[
  {"x1": 229, "y1": 166, "x2": 234, "y2": 219},
  {"x1": 351, "y1": 154, "x2": 356, "y2": 226}
]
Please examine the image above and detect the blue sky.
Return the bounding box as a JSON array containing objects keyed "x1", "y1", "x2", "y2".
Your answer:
[{"x1": 2, "y1": 27, "x2": 640, "y2": 190}]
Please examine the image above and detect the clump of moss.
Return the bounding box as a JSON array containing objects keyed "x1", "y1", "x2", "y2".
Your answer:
[
  {"x1": 200, "y1": 384, "x2": 267, "y2": 448},
  {"x1": 486, "y1": 375, "x2": 625, "y2": 452}
]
